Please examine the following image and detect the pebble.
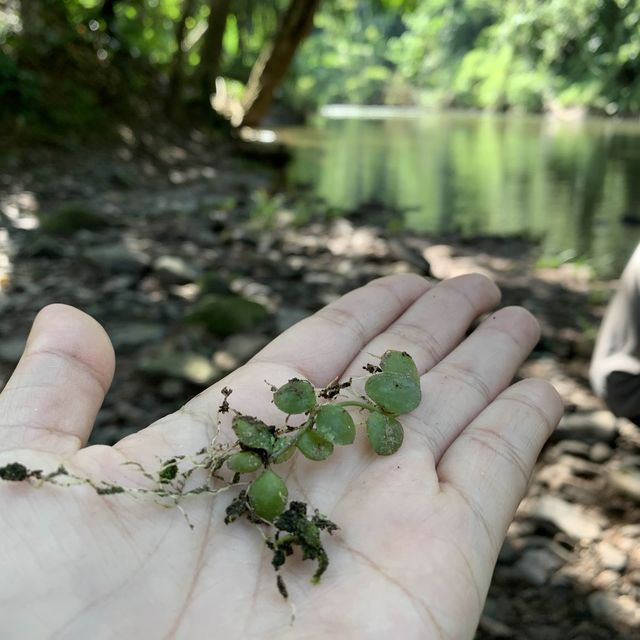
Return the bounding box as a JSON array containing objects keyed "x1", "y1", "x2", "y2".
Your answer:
[
  {"x1": 153, "y1": 255, "x2": 199, "y2": 285},
  {"x1": 137, "y1": 350, "x2": 220, "y2": 386},
  {"x1": 87, "y1": 243, "x2": 150, "y2": 276},
  {"x1": 275, "y1": 306, "x2": 309, "y2": 333},
  {"x1": 526, "y1": 495, "x2": 603, "y2": 542},
  {"x1": 552, "y1": 410, "x2": 618, "y2": 444},
  {"x1": 509, "y1": 547, "x2": 566, "y2": 586},
  {"x1": 590, "y1": 442, "x2": 613, "y2": 463},
  {"x1": 107, "y1": 322, "x2": 165, "y2": 351},
  {"x1": 592, "y1": 569, "x2": 620, "y2": 589},
  {"x1": 588, "y1": 591, "x2": 640, "y2": 628},
  {"x1": 607, "y1": 467, "x2": 640, "y2": 504},
  {"x1": 0, "y1": 337, "x2": 26, "y2": 363},
  {"x1": 596, "y1": 541, "x2": 627, "y2": 572}
]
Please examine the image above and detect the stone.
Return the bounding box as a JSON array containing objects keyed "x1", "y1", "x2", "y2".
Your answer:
[
  {"x1": 38, "y1": 205, "x2": 111, "y2": 235},
  {"x1": 589, "y1": 442, "x2": 612, "y2": 463},
  {"x1": 89, "y1": 425, "x2": 139, "y2": 446},
  {"x1": 592, "y1": 569, "x2": 619, "y2": 590},
  {"x1": 186, "y1": 294, "x2": 268, "y2": 338},
  {"x1": 275, "y1": 306, "x2": 309, "y2": 333},
  {"x1": 19, "y1": 235, "x2": 66, "y2": 258},
  {"x1": 497, "y1": 539, "x2": 519, "y2": 566},
  {"x1": 478, "y1": 615, "x2": 515, "y2": 638},
  {"x1": 87, "y1": 243, "x2": 150, "y2": 276},
  {"x1": 607, "y1": 467, "x2": 640, "y2": 504},
  {"x1": 0, "y1": 337, "x2": 26, "y2": 363},
  {"x1": 159, "y1": 379, "x2": 186, "y2": 400},
  {"x1": 525, "y1": 495, "x2": 603, "y2": 542},
  {"x1": 552, "y1": 410, "x2": 618, "y2": 444},
  {"x1": 596, "y1": 541, "x2": 627, "y2": 572},
  {"x1": 153, "y1": 255, "x2": 199, "y2": 285},
  {"x1": 213, "y1": 333, "x2": 270, "y2": 371},
  {"x1": 107, "y1": 322, "x2": 165, "y2": 351},
  {"x1": 547, "y1": 439, "x2": 591, "y2": 461},
  {"x1": 588, "y1": 591, "x2": 640, "y2": 628},
  {"x1": 137, "y1": 351, "x2": 220, "y2": 386},
  {"x1": 627, "y1": 570, "x2": 640, "y2": 586},
  {"x1": 510, "y1": 547, "x2": 565, "y2": 586},
  {"x1": 197, "y1": 272, "x2": 232, "y2": 295}
]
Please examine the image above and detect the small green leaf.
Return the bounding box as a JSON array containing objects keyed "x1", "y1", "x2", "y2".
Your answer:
[
  {"x1": 380, "y1": 350, "x2": 419, "y2": 381},
  {"x1": 159, "y1": 461, "x2": 178, "y2": 483},
  {"x1": 315, "y1": 404, "x2": 355, "y2": 445},
  {"x1": 365, "y1": 372, "x2": 421, "y2": 415},
  {"x1": 297, "y1": 429, "x2": 334, "y2": 461},
  {"x1": 248, "y1": 469, "x2": 288, "y2": 521},
  {"x1": 273, "y1": 378, "x2": 317, "y2": 414},
  {"x1": 232, "y1": 416, "x2": 275, "y2": 453},
  {"x1": 366, "y1": 411, "x2": 404, "y2": 455},
  {"x1": 226, "y1": 451, "x2": 263, "y2": 474},
  {"x1": 271, "y1": 435, "x2": 297, "y2": 463}
]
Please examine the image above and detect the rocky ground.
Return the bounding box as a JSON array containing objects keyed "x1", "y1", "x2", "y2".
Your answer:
[{"x1": 1, "y1": 134, "x2": 639, "y2": 639}]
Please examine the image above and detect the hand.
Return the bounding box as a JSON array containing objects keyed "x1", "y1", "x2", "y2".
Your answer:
[{"x1": 0, "y1": 274, "x2": 562, "y2": 639}]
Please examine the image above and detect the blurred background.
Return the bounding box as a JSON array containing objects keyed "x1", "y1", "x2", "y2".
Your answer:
[{"x1": 2, "y1": 1, "x2": 640, "y2": 637}]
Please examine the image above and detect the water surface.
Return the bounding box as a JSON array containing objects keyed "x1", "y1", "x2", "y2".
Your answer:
[{"x1": 279, "y1": 111, "x2": 640, "y2": 278}]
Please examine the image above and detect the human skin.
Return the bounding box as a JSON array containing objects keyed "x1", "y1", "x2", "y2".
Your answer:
[{"x1": 0, "y1": 273, "x2": 562, "y2": 639}]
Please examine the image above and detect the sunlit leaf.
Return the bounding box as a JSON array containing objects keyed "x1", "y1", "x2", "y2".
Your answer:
[
  {"x1": 365, "y1": 372, "x2": 421, "y2": 415},
  {"x1": 248, "y1": 469, "x2": 288, "y2": 521},
  {"x1": 379, "y1": 350, "x2": 419, "y2": 381},
  {"x1": 297, "y1": 429, "x2": 334, "y2": 461},
  {"x1": 226, "y1": 451, "x2": 263, "y2": 473},
  {"x1": 273, "y1": 378, "x2": 317, "y2": 414},
  {"x1": 366, "y1": 411, "x2": 404, "y2": 455},
  {"x1": 271, "y1": 435, "x2": 297, "y2": 463},
  {"x1": 315, "y1": 404, "x2": 355, "y2": 445},
  {"x1": 232, "y1": 416, "x2": 275, "y2": 453}
]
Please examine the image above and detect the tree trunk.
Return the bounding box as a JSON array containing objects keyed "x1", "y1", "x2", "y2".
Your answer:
[
  {"x1": 240, "y1": 0, "x2": 320, "y2": 128},
  {"x1": 167, "y1": 0, "x2": 197, "y2": 114},
  {"x1": 195, "y1": 0, "x2": 232, "y2": 109},
  {"x1": 100, "y1": 0, "x2": 119, "y2": 37}
]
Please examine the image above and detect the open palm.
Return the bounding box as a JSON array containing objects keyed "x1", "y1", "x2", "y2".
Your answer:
[{"x1": 0, "y1": 274, "x2": 562, "y2": 639}]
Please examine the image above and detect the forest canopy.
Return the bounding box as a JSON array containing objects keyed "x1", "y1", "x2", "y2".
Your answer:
[{"x1": 2, "y1": 0, "x2": 640, "y2": 141}]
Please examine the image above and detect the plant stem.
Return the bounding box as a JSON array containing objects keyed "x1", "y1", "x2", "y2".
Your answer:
[{"x1": 334, "y1": 400, "x2": 378, "y2": 412}]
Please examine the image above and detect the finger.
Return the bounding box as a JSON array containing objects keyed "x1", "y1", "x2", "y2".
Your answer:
[
  {"x1": 115, "y1": 275, "x2": 431, "y2": 464},
  {"x1": 437, "y1": 378, "x2": 563, "y2": 556},
  {"x1": 341, "y1": 273, "x2": 501, "y2": 377},
  {"x1": 0, "y1": 304, "x2": 115, "y2": 454},
  {"x1": 252, "y1": 273, "x2": 432, "y2": 386},
  {"x1": 409, "y1": 306, "x2": 541, "y2": 462}
]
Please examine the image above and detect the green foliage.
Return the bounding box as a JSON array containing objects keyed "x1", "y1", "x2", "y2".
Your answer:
[
  {"x1": 232, "y1": 416, "x2": 275, "y2": 453},
  {"x1": 273, "y1": 378, "x2": 316, "y2": 414},
  {"x1": 296, "y1": 429, "x2": 334, "y2": 461},
  {"x1": 1, "y1": 350, "x2": 422, "y2": 592},
  {"x1": 226, "y1": 451, "x2": 263, "y2": 473},
  {"x1": 364, "y1": 350, "x2": 422, "y2": 415},
  {"x1": 6, "y1": 0, "x2": 640, "y2": 137},
  {"x1": 366, "y1": 411, "x2": 404, "y2": 455},
  {"x1": 247, "y1": 469, "x2": 289, "y2": 521},
  {"x1": 315, "y1": 404, "x2": 355, "y2": 445}
]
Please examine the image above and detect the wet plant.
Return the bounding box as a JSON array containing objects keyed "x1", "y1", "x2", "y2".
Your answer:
[{"x1": 0, "y1": 350, "x2": 421, "y2": 597}]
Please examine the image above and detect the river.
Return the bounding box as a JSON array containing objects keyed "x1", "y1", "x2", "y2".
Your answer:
[{"x1": 278, "y1": 110, "x2": 640, "y2": 278}]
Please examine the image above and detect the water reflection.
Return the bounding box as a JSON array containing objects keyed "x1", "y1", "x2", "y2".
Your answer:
[{"x1": 280, "y1": 112, "x2": 640, "y2": 278}]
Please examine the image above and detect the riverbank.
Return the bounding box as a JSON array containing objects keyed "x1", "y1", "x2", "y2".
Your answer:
[{"x1": 1, "y1": 138, "x2": 639, "y2": 638}]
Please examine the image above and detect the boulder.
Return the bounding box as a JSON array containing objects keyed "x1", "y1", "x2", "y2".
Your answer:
[{"x1": 186, "y1": 294, "x2": 268, "y2": 338}]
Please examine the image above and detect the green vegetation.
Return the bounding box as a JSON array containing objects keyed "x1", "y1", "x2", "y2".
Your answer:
[
  {"x1": 0, "y1": 350, "x2": 422, "y2": 593},
  {"x1": 290, "y1": 0, "x2": 640, "y2": 115},
  {"x1": 2, "y1": 0, "x2": 640, "y2": 142}
]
